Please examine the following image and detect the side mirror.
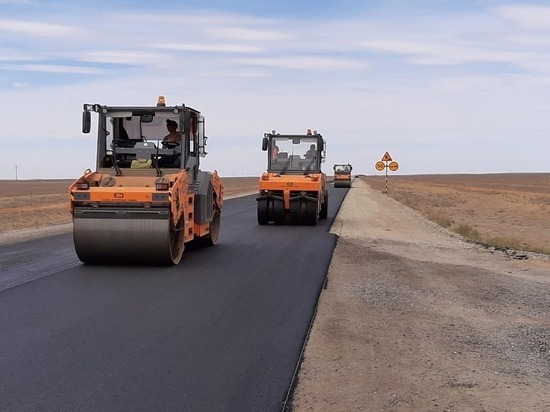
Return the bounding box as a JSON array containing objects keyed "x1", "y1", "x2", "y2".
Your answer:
[
  {"x1": 140, "y1": 114, "x2": 153, "y2": 123},
  {"x1": 82, "y1": 111, "x2": 91, "y2": 133},
  {"x1": 318, "y1": 140, "x2": 324, "y2": 151},
  {"x1": 262, "y1": 137, "x2": 268, "y2": 151}
]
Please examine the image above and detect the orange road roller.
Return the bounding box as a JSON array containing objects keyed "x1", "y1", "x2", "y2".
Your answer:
[
  {"x1": 257, "y1": 129, "x2": 328, "y2": 225},
  {"x1": 70, "y1": 96, "x2": 223, "y2": 265}
]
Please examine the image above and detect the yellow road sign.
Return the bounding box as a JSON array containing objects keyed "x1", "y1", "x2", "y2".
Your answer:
[
  {"x1": 381, "y1": 151, "x2": 392, "y2": 161},
  {"x1": 389, "y1": 161, "x2": 399, "y2": 171},
  {"x1": 375, "y1": 161, "x2": 385, "y2": 171}
]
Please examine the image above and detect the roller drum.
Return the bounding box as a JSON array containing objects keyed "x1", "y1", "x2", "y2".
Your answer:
[{"x1": 73, "y1": 208, "x2": 184, "y2": 265}]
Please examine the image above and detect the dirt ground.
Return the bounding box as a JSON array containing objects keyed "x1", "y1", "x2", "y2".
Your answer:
[
  {"x1": 0, "y1": 177, "x2": 258, "y2": 236},
  {"x1": 1, "y1": 174, "x2": 550, "y2": 411},
  {"x1": 363, "y1": 173, "x2": 550, "y2": 255},
  {"x1": 292, "y1": 176, "x2": 550, "y2": 411}
]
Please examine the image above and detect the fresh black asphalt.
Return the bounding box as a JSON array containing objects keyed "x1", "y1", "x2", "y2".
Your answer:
[{"x1": 0, "y1": 186, "x2": 348, "y2": 411}]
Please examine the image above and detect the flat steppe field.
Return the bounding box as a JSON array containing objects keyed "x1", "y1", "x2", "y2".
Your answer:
[
  {"x1": 363, "y1": 173, "x2": 550, "y2": 255},
  {"x1": 0, "y1": 174, "x2": 548, "y2": 257},
  {"x1": 0, "y1": 177, "x2": 258, "y2": 235}
]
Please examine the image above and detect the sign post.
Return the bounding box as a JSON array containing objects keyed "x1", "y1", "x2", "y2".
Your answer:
[{"x1": 374, "y1": 151, "x2": 399, "y2": 193}]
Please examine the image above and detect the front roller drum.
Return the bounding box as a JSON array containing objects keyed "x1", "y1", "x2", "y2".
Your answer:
[
  {"x1": 334, "y1": 180, "x2": 351, "y2": 188},
  {"x1": 73, "y1": 208, "x2": 185, "y2": 265}
]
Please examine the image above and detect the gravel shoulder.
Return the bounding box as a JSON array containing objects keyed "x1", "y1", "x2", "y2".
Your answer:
[{"x1": 292, "y1": 178, "x2": 550, "y2": 411}]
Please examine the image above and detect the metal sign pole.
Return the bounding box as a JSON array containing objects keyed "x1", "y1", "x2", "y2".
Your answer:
[
  {"x1": 375, "y1": 152, "x2": 398, "y2": 195},
  {"x1": 385, "y1": 162, "x2": 388, "y2": 194}
]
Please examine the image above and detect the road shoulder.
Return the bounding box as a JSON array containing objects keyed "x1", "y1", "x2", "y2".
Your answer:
[{"x1": 292, "y1": 179, "x2": 550, "y2": 411}]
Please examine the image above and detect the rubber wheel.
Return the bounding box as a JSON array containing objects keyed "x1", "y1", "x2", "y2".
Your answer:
[
  {"x1": 304, "y1": 200, "x2": 318, "y2": 226},
  {"x1": 319, "y1": 194, "x2": 328, "y2": 219},
  {"x1": 257, "y1": 198, "x2": 270, "y2": 225},
  {"x1": 273, "y1": 199, "x2": 285, "y2": 225},
  {"x1": 169, "y1": 216, "x2": 185, "y2": 264},
  {"x1": 290, "y1": 200, "x2": 301, "y2": 225}
]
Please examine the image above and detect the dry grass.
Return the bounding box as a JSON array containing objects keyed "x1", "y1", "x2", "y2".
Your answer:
[
  {"x1": 0, "y1": 177, "x2": 258, "y2": 235},
  {"x1": 362, "y1": 173, "x2": 550, "y2": 255}
]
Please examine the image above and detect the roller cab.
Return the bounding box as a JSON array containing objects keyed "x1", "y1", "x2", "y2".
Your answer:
[
  {"x1": 257, "y1": 129, "x2": 328, "y2": 225},
  {"x1": 70, "y1": 97, "x2": 223, "y2": 265},
  {"x1": 333, "y1": 163, "x2": 353, "y2": 188}
]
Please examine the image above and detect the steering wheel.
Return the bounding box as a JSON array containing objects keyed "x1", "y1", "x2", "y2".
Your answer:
[{"x1": 162, "y1": 140, "x2": 180, "y2": 149}]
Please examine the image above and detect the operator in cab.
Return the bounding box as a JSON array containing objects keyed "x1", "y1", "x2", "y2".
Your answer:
[{"x1": 163, "y1": 119, "x2": 182, "y2": 148}]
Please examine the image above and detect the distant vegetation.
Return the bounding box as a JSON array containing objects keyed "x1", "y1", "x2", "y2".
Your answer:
[{"x1": 363, "y1": 174, "x2": 550, "y2": 256}]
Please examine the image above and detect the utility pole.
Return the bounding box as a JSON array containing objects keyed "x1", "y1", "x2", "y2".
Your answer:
[{"x1": 15, "y1": 165, "x2": 18, "y2": 181}]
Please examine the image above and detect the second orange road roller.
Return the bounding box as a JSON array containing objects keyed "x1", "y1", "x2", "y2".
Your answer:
[
  {"x1": 70, "y1": 96, "x2": 223, "y2": 265},
  {"x1": 257, "y1": 129, "x2": 328, "y2": 225},
  {"x1": 333, "y1": 163, "x2": 353, "y2": 188}
]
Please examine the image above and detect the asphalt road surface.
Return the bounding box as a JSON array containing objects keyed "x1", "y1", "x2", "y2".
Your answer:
[{"x1": 0, "y1": 186, "x2": 347, "y2": 411}]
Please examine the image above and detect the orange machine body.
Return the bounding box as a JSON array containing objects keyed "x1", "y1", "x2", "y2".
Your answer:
[
  {"x1": 70, "y1": 98, "x2": 223, "y2": 265},
  {"x1": 257, "y1": 130, "x2": 328, "y2": 225},
  {"x1": 333, "y1": 163, "x2": 353, "y2": 188}
]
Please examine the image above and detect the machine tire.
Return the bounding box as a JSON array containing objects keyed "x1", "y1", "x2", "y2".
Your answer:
[
  {"x1": 319, "y1": 193, "x2": 328, "y2": 219},
  {"x1": 257, "y1": 198, "x2": 270, "y2": 225},
  {"x1": 304, "y1": 200, "x2": 318, "y2": 226},
  {"x1": 273, "y1": 199, "x2": 285, "y2": 225},
  {"x1": 290, "y1": 200, "x2": 301, "y2": 225}
]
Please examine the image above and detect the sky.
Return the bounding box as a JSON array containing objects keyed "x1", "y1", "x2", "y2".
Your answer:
[{"x1": 1, "y1": 0, "x2": 549, "y2": 179}]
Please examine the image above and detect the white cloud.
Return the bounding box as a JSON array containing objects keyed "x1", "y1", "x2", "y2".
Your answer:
[
  {"x1": 239, "y1": 55, "x2": 369, "y2": 71},
  {"x1": 509, "y1": 34, "x2": 550, "y2": 47},
  {"x1": 0, "y1": 47, "x2": 38, "y2": 62},
  {"x1": 79, "y1": 50, "x2": 170, "y2": 66},
  {"x1": 0, "y1": 19, "x2": 81, "y2": 37},
  {"x1": 153, "y1": 43, "x2": 264, "y2": 54},
  {"x1": 114, "y1": 11, "x2": 272, "y2": 27},
  {"x1": 0, "y1": 0, "x2": 33, "y2": 4},
  {"x1": 206, "y1": 26, "x2": 291, "y2": 42},
  {"x1": 358, "y1": 39, "x2": 530, "y2": 66},
  {"x1": 1, "y1": 64, "x2": 102, "y2": 74},
  {"x1": 496, "y1": 5, "x2": 550, "y2": 28}
]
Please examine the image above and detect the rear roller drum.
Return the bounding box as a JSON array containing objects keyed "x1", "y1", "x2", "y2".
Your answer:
[{"x1": 203, "y1": 209, "x2": 221, "y2": 246}]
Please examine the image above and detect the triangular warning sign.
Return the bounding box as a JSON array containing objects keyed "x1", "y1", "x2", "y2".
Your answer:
[{"x1": 381, "y1": 151, "x2": 392, "y2": 161}]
